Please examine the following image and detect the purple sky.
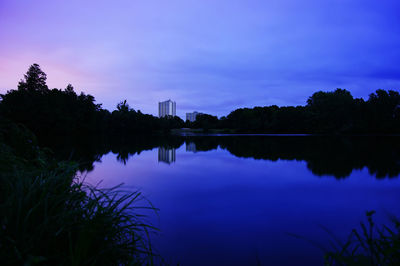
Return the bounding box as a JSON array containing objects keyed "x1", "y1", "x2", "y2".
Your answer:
[{"x1": 1, "y1": 0, "x2": 400, "y2": 118}]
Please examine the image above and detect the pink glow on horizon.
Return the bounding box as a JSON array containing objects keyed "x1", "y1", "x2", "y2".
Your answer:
[{"x1": 1, "y1": 0, "x2": 399, "y2": 117}]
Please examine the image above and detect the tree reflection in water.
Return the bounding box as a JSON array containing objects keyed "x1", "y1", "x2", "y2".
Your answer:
[{"x1": 46, "y1": 135, "x2": 400, "y2": 179}]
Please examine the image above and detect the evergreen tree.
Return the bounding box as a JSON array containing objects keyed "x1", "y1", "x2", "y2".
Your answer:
[{"x1": 17, "y1": 63, "x2": 48, "y2": 92}]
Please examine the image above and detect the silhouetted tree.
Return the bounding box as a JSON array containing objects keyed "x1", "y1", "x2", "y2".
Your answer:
[
  {"x1": 206, "y1": 88, "x2": 400, "y2": 134},
  {"x1": 306, "y1": 89, "x2": 355, "y2": 133},
  {"x1": 2, "y1": 64, "x2": 400, "y2": 141},
  {"x1": 17, "y1": 63, "x2": 48, "y2": 92},
  {"x1": 192, "y1": 114, "x2": 219, "y2": 130},
  {"x1": 366, "y1": 90, "x2": 400, "y2": 133},
  {"x1": 116, "y1": 100, "x2": 130, "y2": 113}
]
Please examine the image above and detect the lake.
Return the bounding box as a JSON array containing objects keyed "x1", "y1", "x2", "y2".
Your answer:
[{"x1": 79, "y1": 135, "x2": 400, "y2": 265}]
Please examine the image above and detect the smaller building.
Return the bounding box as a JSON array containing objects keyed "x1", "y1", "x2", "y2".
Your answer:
[{"x1": 186, "y1": 111, "x2": 202, "y2": 122}]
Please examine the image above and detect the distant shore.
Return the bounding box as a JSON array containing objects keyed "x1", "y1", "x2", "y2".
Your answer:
[{"x1": 172, "y1": 128, "x2": 400, "y2": 137}]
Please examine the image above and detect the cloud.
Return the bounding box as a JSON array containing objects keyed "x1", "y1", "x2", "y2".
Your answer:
[{"x1": 0, "y1": 0, "x2": 400, "y2": 117}]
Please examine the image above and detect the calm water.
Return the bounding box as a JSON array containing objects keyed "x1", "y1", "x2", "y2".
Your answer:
[{"x1": 80, "y1": 136, "x2": 400, "y2": 265}]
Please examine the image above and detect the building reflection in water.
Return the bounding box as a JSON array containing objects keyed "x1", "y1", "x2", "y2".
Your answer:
[
  {"x1": 158, "y1": 147, "x2": 176, "y2": 164},
  {"x1": 186, "y1": 142, "x2": 197, "y2": 152}
]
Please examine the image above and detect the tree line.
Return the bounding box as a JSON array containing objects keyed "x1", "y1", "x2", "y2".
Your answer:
[
  {"x1": 190, "y1": 89, "x2": 400, "y2": 134},
  {"x1": 0, "y1": 64, "x2": 159, "y2": 265},
  {"x1": 0, "y1": 64, "x2": 184, "y2": 144},
  {"x1": 1, "y1": 64, "x2": 400, "y2": 143}
]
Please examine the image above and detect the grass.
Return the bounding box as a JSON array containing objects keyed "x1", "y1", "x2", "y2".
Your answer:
[
  {"x1": 325, "y1": 211, "x2": 400, "y2": 265},
  {"x1": 0, "y1": 162, "x2": 158, "y2": 265}
]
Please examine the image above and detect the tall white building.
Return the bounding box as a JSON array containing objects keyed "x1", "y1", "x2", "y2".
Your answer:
[
  {"x1": 186, "y1": 111, "x2": 202, "y2": 122},
  {"x1": 158, "y1": 99, "x2": 176, "y2": 117}
]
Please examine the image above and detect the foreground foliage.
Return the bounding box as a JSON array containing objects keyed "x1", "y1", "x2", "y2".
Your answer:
[
  {"x1": 325, "y1": 211, "x2": 400, "y2": 266},
  {"x1": 0, "y1": 122, "x2": 157, "y2": 265}
]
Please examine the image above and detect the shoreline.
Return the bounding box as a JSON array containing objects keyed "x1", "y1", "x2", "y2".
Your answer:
[{"x1": 172, "y1": 128, "x2": 400, "y2": 137}]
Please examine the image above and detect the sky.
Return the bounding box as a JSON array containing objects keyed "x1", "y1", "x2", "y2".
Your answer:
[{"x1": 1, "y1": 0, "x2": 400, "y2": 118}]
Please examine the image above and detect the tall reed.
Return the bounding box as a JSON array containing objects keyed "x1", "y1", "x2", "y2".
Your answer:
[
  {"x1": 325, "y1": 211, "x2": 400, "y2": 265},
  {"x1": 0, "y1": 162, "x2": 157, "y2": 265}
]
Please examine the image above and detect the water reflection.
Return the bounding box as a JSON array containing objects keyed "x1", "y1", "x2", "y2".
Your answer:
[
  {"x1": 158, "y1": 147, "x2": 176, "y2": 164},
  {"x1": 186, "y1": 142, "x2": 197, "y2": 152},
  {"x1": 83, "y1": 135, "x2": 400, "y2": 266},
  {"x1": 182, "y1": 136, "x2": 400, "y2": 179},
  {"x1": 47, "y1": 135, "x2": 400, "y2": 179}
]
